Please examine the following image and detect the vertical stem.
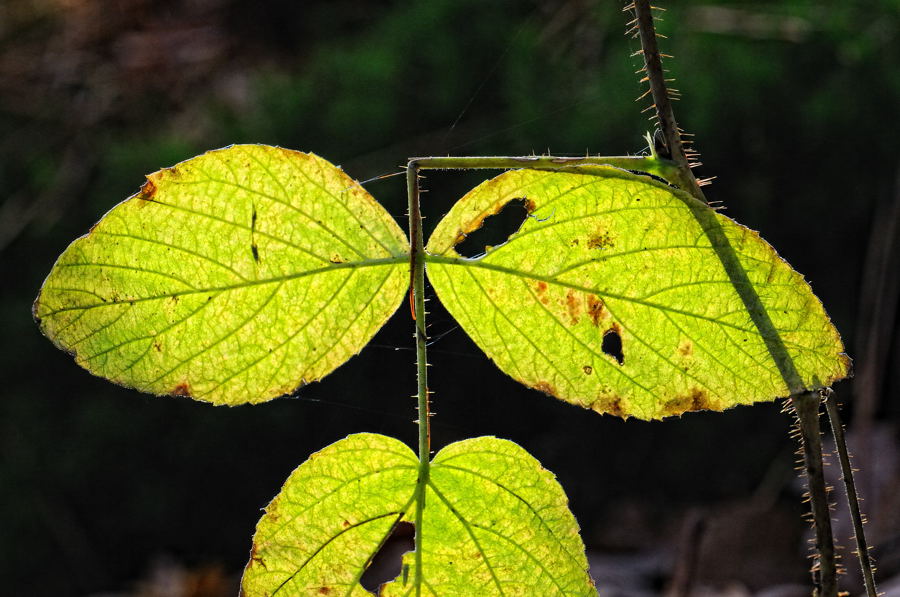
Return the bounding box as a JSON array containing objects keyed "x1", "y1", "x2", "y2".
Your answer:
[
  {"x1": 794, "y1": 391, "x2": 838, "y2": 597},
  {"x1": 632, "y1": 0, "x2": 707, "y2": 203},
  {"x1": 631, "y1": 5, "x2": 839, "y2": 596},
  {"x1": 406, "y1": 161, "x2": 430, "y2": 595},
  {"x1": 824, "y1": 390, "x2": 878, "y2": 597}
]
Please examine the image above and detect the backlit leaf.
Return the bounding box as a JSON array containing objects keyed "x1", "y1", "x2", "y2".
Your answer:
[
  {"x1": 425, "y1": 167, "x2": 849, "y2": 420},
  {"x1": 34, "y1": 145, "x2": 409, "y2": 405},
  {"x1": 242, "y1": 433, "x2": 596, "y2": 597}
]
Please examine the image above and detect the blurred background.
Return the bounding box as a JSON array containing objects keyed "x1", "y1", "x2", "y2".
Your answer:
[{"x1": 2, "y1": 0, "x2": 899, "y2": 595}]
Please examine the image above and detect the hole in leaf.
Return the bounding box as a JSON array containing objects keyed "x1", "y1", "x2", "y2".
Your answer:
[
  {"x1": 360, "y1": 520, "x2": 415, "y2": 593},
  {"x1": 454, "y1": 198, "x2": 530, "y2": 258},
  {"x1": 602, "y1": 329, "x2": 624, "y2": 365}
]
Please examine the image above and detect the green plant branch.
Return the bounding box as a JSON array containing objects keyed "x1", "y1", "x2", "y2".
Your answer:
[
  {"x1": 406, "y1": 161, "x2": 430, "y2": 595},
  {"x1": 794, "y1": 391, "x2": 838, "y2": 597},
  {"x1": 824, "y1": 390, "x2": 878, "y2": 597},
  {"x1": 410, "y1": 154, "x2": 679, "y2": 179}
]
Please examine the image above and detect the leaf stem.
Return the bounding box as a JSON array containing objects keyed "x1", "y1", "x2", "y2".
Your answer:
[
  {"x1": 631, "y1": 0, "x2": 707, "y2": 202},
  {"x1": 793, "y1": 391, "x2": 838, "y2": 597},
  {"x1": 406, "y1": 161, "x2": 430, "y2": 595},
  {"x1": 410, "y1": 154, "x2": 681, "y2": 185},
  {"x1": 824, "y1": 390, "x2": 878, "y2": 597}
]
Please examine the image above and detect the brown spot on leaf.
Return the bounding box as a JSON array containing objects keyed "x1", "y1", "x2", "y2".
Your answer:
[
  {"x1": 536, "y1": 281, "x2": 548, "y2": 293},
  {"x1": 153, "y1": 341, "x2": 162, "y2": 352},
  {"x1": 532, "y1": 381, "x2": 558, "y2": 396},
  {"x1": 587, "y1": 228, "x2": 614, "y2": 250},
  {"x1": 592, "y1": 395, "x2": 626, "y2": 418},
  {"x1": 138, "y1": 178, "x2": 157, "y2": 201},
  {"x1": 523, "y1": 198, "x2": 536, "y2": 213},
  {"x1": 171, "y1": 383, "x2": 192, "y2": 397},
  {"x1": 342, "y1": 520, "x2": 351, "y2": 528},
  {"x1": 662, "y1": 388, "x2": 713, "y2": 416},
  {"x1": 587, "y1": 295, "x2": 605, "y2": 326},
  {"x1": 677, "y1": 340, "x2": 693, "y2": 357},
  {"x1": 318, "y1": 587, "x2": 332, "y2": 595},
  {"x1": 250, "y1": 543, "x2": 266, "y2": 568},
  {"x1": 330, "y1": 255, "x2": 346, "y2": 264},
  {"x1": 583, "y1": 365, "x2": 593, "y2": 375},
  {"x1": 565, "y1": 290, "x2": 580, "y2": 325}
]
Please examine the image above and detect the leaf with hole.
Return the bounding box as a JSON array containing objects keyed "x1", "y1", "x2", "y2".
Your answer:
[
  {"x1": 34, "y1": 145, "x2": 409, "y2": 405},
  {"x1": 424, "y1": 167, "x2": 849, "y2": 419},
  {"x1": 241, "y1": 433, "x2": 596, "y2": 596}
]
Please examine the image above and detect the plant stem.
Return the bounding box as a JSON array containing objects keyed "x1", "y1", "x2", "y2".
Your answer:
[
  {"x1": 794, "y1": 391, "x2": 838, "y2": 597},
  {"x1": 410, "y1": 154, "x2": 678, "y2": 178},
  {"x1": 824, "y1": 390, "x2": 878, "y2": 597},
  {"x1": 632, "y1": 0, "x2": 707, "y2": 203},
  {"x1": 406, "y1": 161, "x2": 430, "y2": 596},
  {"x1": 631, "y1": 4, "x2": 840, "y2": 595}
]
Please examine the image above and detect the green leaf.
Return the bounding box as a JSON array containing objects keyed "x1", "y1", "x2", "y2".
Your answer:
[
  {"x1": 425, "y1": 167, "x2": 849, "y2": 420},
  {"x1": 34, "y1": 146, "x2": 409, "y2": 405},
  {"x1": 242, "y1": 433, "x2": 596, "y2": 597}
]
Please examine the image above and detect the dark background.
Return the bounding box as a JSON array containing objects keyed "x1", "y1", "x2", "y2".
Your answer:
[{"x1": 2, "y1": 1, "x2": 899, "y2": 595}]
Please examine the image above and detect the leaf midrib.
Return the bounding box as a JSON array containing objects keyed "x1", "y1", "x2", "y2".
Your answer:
[
  {"x1": 41, "y1": 256, "x2": 408, "y2": 317},
  {"x1": 424, "y1": 254, "x2": 790, "y2": 339}
]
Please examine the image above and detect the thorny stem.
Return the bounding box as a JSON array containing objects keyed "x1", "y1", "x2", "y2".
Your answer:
[
  {"x1": 409, "y1": 154, "x2": 679, "y2": 180},
  {"x1": 631, "y1": 0, "x2": 707, "y2": 203},
  {"x1": 824, "y1": 390, "x2": 879, "y2": 597},
  {"x1": 400, "y1": 12, "x2": 848, "y2": 597},
  {"x1": 406, "y1": 162, "x2": 430, "y2": 596},
  {"x1": 794, "y1": 391, "x2": 838, "y2": 597},
  {"x1": 631, "y1": 3, "x2": 840, "y2": 595}
]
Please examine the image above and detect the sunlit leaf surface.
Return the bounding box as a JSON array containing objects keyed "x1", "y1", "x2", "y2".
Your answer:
[
  {"x1": 35, "y1": 145, "x2": 409, "y2": 405},
  {"x1": 242, "y1": 433, "x2": 596, "y2": 597},
  {"x1": 425, "y1": 167, "x2": 849, "y2": 419}
]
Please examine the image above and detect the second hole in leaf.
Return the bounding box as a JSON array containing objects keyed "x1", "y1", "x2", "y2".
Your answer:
[
  {"x1": 454, "y1": 198, "x2": 530, "y2": 258},
  {"x1": 360, "y1": 520, "x2": 415, "y2": 593},
  {"x1": 602, "y1": 329, "x2": 624, "y2": 365}
]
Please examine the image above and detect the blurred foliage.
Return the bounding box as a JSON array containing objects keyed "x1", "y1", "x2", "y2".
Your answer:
[{"x1": 1, "y1": 0, "x2": 899, "y2": 595}]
